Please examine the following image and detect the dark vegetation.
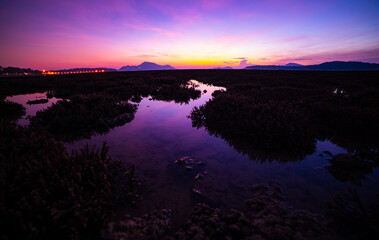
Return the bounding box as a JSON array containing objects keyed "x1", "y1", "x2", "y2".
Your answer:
[
  {"x1": 27, "y1": 98, "x2": 48, "y2": 104},
  {"x1": 0, "y1": 123, "x2": 137, "y2": 240},
  {"x1": 0, "y1": 71, "x2": 202, "y2": 239},
  {"x1": 1, "y1": 70, "x2": 378, "y2": 239},
  {"x1": 328, "y1": 188, "x2": 379, "y2": 239},
  {"x1": 321, "y1": 152, "x2": 378, "y2": 185},
  {"x1": 0, "y1": 66, "x2": 41, "y2": 75},
  {"x1": 188, "y1": 70, "x2": 379, "y2": 163},
  {"x1": 29, "y1": 94, "x2": 137, "y2": 141},
  {"x1": 0, "y1": 99, "x2": 25, "y2": 122}
]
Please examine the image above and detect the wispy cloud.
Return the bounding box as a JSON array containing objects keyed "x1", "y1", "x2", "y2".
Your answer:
[{"x1": 123, "y1": 22, "x2": 182, "y2": 37}]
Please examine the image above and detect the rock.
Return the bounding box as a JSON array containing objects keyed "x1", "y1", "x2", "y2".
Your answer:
[
  {"x1": 192, "y1": 188, "x2": 202, "y2": 195},
  {"x1": 195, "y1": 173, "x2": 204, "y2": 180},
  {"x1": 106, "y1": 209, "x2": 172, "y2": 240},
  {"x1": 245, "y1": 181, "x2": 337, "y2": 240}
]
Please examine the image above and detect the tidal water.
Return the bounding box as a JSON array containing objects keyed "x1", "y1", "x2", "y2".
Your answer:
[
  {"x1": 7, "y1": 80, "x2": 379, "y2": 225},
  {"x1": 6, "y1": 92, "x2": 61, "y2": 126}
]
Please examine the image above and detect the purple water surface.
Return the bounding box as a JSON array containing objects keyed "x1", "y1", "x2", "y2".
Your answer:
[
  {"x1": 6, "y1": 92, "x2": 62, "y2": 126},
  {"x1": 7, "y1": 81, "x2": 379, "y2": 224}
]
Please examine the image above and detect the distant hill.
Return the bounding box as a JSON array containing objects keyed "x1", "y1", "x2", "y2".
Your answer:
[
  {"x1": 52, "y1": 67, "x2": 118, "y2": 72},
  {"x1": 119, "y1": 62, "x2": 175, "y2": 71},
  {"x1": 213, "y1": 66, "x2": 233, "y2": 69},
  {"x1": 1, "y1": 66, "x2": 41, "y2": 75},
  {"x1": 245, "y1": 61, "x2": 379, "y2": 71},
  {"x1": 285, "y1": 63, "x2": 303, "y2": 67}
]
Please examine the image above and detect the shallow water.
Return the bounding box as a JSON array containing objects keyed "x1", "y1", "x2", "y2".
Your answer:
[
  {"x1": 8, "y1": 80, "x2": 379, "y2": 225},
  {"x1": 5, "y1": 92, "x2": 62, "y2": 126}
]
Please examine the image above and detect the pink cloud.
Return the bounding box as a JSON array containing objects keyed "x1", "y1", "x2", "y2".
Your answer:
[
  {"x1": 123, "y1": 22, "x2": 182, "y2": 37},
  {"x1": 276, "y1": 47, "x2": 379, "y2": 65},
  {"x1": 238, "y1": 59, "x2": 254, "y2": 68}
]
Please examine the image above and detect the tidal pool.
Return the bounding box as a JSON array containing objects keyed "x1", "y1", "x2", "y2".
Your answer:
[
  {"x1": 5, "y1": 92, "x2": 62, "y2": 126},
  {"x1": 8, "y1": 80, "x2": 379, "y2": 226}
]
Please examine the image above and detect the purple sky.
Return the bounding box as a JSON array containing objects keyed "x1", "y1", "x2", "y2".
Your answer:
[{"x1": 1, "y1": 0, "x2": 378, "y2": 69}]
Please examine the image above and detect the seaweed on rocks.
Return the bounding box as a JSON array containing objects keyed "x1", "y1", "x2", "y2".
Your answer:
[
  {"x1": 175, "y1": 204, "x2": 253, "y2": 240},
  {"x1": 106, "y1": 209, "x2": 172, "y2": 240},
  {"x1": 245, "y1": 181, "x2": 336, "y2": 240},
  {"x1": 108, "y1": 181, "x2": 338, "y2": 240}
]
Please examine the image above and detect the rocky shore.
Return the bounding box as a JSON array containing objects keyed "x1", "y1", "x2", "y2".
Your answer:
[{"x1": 107, "y1": 181, "x2": 337, "y2": 240}]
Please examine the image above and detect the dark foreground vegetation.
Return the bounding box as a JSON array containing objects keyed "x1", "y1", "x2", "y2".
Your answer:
[
  {"x1": 0, "y1": 122, "x2": 138, "y2": 239},
  {"x1": 1, "y1": 70, "x2": 379, "y2": 239},
  {"x1": 0, "y1": 71, "x2": 202, "y2": 239}
]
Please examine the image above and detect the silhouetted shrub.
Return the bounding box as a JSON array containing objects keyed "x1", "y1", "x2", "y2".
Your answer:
[
  {"x1": 27, "y1": 99, "x2": 48, "y2": 104},
  {"x1": 0, "y1": 99, "x2": 25, "y2": 122},
  {"x1": 151, "y1": 84, "x2": 201, "y2": 104},
  {"x1": 29, "y1": 94, "x2": 137, "y2": 141},
  {"x1": 325, "y1": 153, "x2": 373, "y2": 185},
  {"x1": 190, "y1": 93, "x2": 315, "y2": 161}
]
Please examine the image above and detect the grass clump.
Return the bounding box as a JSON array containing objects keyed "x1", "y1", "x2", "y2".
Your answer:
[
  {"x1": 29, "y1": 94, "x2": 137, "y2": 141},
  {"x1": 0, "y1": 99, "x2": 25, "y2": 122}
]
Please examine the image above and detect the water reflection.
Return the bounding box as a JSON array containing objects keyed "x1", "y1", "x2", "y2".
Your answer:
[
  {"x1": 5, "y1": 80, "x2": 379, "y2": 226},
  {"x1": 5, "y1": 92, "x2": 61, "y2": 126},
  {"x1": 60, "y1": 80, "x2": 378, "y2": 224}
]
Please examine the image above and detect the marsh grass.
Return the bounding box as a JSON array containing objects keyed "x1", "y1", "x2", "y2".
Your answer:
[
  {"x1": 0, "y1": 123, "x2": 137, "y2": 240},
  {"x1": 29, "y1": 93, "x2": 138, "y2": 141},
  {"x1": 327, "y1": 188, "x2": 379, "y2": 239},
  {"x1": 0, "y1": 99, "x2": 25, "y2": 122},
  {"x1": 188, "y1": 70, "x2": 379, "y2": 163}
]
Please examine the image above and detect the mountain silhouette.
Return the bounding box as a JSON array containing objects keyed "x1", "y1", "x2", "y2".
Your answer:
[
  {"x1": 213, "y1": 66, "x2": 233, "y2": 69},
  {"x1": 119, "y1": 62, "x2": 175, "y2": 71},
  {"x1": 56, "y1": 67, "x2": 117, "y2": 72},
  {"x1": 245, "y1": 61, "x2": 379, "y2": 70},
  {"x1": 285, "y1": 63, "x2": 303, "y2": 67}
]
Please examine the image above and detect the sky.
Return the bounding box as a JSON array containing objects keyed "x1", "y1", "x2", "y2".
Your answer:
[{"x1": 0, "y1": 0, "x2": 378, "y2": 70}]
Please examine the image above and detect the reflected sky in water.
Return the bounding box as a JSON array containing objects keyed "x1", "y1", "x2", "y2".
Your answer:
[
  {"x1": 6, "y1": 92, "x2": 61, "y2": 126},
  {"x1": 8, "y1": 81, "x2": 379, "y2": 225}
]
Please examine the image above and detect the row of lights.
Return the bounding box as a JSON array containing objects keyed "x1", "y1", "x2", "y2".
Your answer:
[{"x1": 42, "y1": 69, "x2": 105, "y2": 75}]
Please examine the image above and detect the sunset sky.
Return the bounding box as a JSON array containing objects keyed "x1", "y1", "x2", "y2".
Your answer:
[{"x1": 1, "y1": 0, "x2": 378, "y2": 70}]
